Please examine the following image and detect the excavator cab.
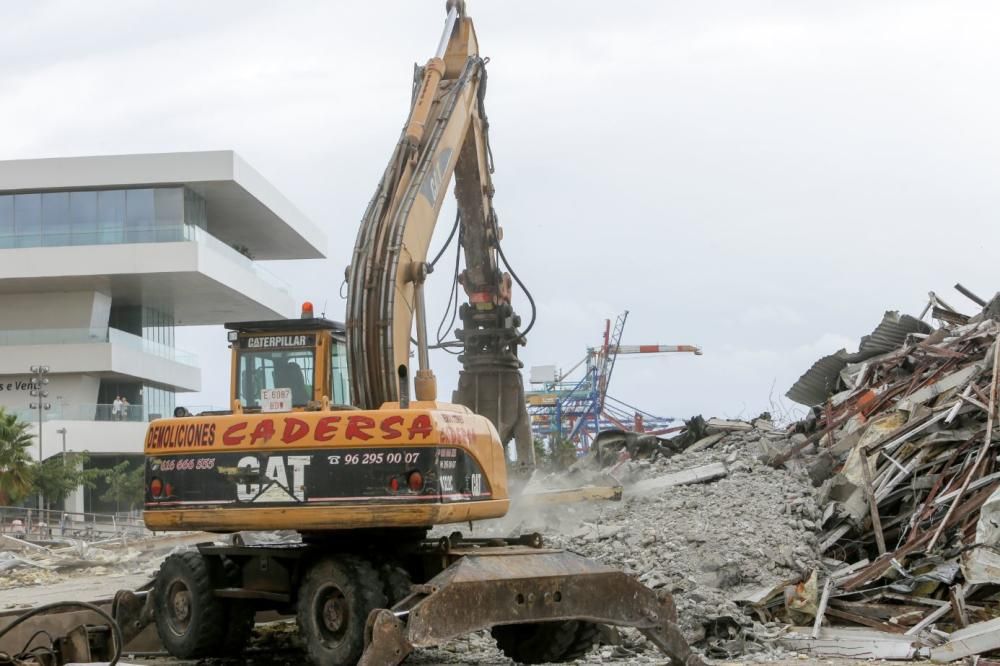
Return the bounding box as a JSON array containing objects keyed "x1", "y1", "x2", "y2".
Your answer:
[{"x1": 226, "y1": 304, "x2": 350, "y2": 411}]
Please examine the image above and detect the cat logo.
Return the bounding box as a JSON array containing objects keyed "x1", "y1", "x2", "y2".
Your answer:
[
  {"x1": 419, "y1": 147, "x2": 453, "y2": 206},
  {"x1": 236, "y1": 455, "x2": 311, "y2": 503}
]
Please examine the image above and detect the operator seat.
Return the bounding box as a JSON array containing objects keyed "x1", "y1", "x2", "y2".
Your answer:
[{"x1": 280, "y1": 360, "x2": 309, "y2": 405}]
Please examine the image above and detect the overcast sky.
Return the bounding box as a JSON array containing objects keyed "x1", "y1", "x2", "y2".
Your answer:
[{"x1": 4, "y1": 1, "x2": 999, "y2": 423}]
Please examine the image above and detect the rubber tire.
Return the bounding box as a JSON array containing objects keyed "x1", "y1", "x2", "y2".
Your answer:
[
  {"x1": 220, "y1": 557, "x2": 256, "y2": 654},
  {"x1": 153, "y1": 552, "x2": 227, "y2": 659},
  {"x1": 379, "y1": 563, "x2": 412, "y2": 607},
  {"x1": 492, "y1": 620, "x2": 600, "y2": 664},
  {"x1": 296, "y1": 555, "x2": 387, "y2": 666},
  {"x1": 561, "y1": 622, "x2": 601, "y2": 661}
]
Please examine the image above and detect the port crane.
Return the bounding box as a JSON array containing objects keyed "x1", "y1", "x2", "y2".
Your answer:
[{"x1": 527, "y1": 311, "x2": 702, "y2": 450}]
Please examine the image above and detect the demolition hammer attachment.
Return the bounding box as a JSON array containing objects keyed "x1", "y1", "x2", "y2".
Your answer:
[{"x1": 358, "y1": 538, "x2": 705, "y2": 666}]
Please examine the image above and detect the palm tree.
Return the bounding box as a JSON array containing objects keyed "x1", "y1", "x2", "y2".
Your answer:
[{"x1": 0, "y1": 408, "x2": 35, "y2": 506}]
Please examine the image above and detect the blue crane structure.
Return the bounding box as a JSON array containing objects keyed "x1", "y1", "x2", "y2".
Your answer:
[{"x1": 525, "y1": 311, "x2": 702, "y2": 452}]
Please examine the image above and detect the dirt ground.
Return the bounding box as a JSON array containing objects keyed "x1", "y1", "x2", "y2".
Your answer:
[
  {"x1": 118, "y1": 619, "x2": 932, "y2": 666},
  {"x1": 127, "y1": 652, "x2": 929, "y2": 666}
]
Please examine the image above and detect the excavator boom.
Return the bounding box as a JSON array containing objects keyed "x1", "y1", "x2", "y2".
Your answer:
[{"x1": 346, "y1": 0, "x2": 534, "y2": 467}]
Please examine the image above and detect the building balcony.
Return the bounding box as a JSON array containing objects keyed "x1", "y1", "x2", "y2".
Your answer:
[
  {"x1": 0, "y1": 224, "x2": 291, "y2": 298},
  {"x1": 0, "y1": 326, "x2": 200, "y2": 392},
  {"x1": 0, "y1": 229, "x2": 298, "y2": 323},
  {"x1": 0, "y1": 327, "x2": 198, "y2": 366}
]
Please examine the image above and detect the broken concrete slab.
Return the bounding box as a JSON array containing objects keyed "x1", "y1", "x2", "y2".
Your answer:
[
  {"x1": 705, "y1": 418, "x2": 753, "y2": 432},
  {"x1": 629, "y1": 462, "x2": 728, "y2": 496},
  {"x1": 779, "y1": 626, "x2": 928, "y2": 660},
  {"x1": 930, "y1": 616, "x2": 1000, "y2": 662},
  {"x1": 685, "y1": 433, "x2": 726, "y2": 453}
]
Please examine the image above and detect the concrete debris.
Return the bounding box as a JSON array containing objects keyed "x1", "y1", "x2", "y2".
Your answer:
[
  {"x1": 0, "y1": 533, "x2": 206, "y2": 596},
  {"x1": 779, "y1": 626, "x2": 928, "y2": 660},
  {"x1": 0, "y1": 551, "x2": 52, "y2": 572},
  {"x1": 686, "y1": 432, "x2": 727, "y2": 453},
  {"x1": 629, "y1": 462, "x2": 729, "y2": 496},
  {"x1": 462, "y1": 415, "x2": 822, "y2": 663},
  {"x1": 706, "y1": 417, "x2": 755, "y2": 432},
  {"x1": 930, "y1": 616, "x2": 1000, "y2": 662},
  {"x1": 442, "y1": 287, "x2": 1000, "y2": 664},
  {"x1": 0, "y1": 540, "x2": 143, "y2": 574}
]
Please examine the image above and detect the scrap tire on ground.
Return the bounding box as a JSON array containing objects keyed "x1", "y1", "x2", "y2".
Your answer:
[
  {"x1": 491, "y1": 620, "x2": 601, "y2": 664},
  {"x1": 296, "y1": 555, "x2": 388, "y2": 666},
  {"x1": 153, "y1": 551, "x2": 228, "y2": 659},
  {"x1": 219, "y1": 556, "x2": 256, "y2": 654}
]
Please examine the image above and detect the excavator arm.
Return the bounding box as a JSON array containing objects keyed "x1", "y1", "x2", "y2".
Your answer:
[{"x1": 346, "y1": 0, "x2": 534, "y2": 467}]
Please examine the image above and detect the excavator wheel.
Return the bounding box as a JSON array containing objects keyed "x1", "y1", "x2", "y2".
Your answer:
[
  {"x1": 379, "y1": 562, "x2": 413, "y2": 606},
  {"x1": 297, "y1": 555, "x2": 388, "y2": 666},
  {"x1": 153, "y1": 552, "x2": 228, "y2": 658},
  {"x1": 491, "y1": 619, "x2": 601, "y2": 664},
  {"x1": 561, "y1": 621, "x2": 602, "y2": 661}
]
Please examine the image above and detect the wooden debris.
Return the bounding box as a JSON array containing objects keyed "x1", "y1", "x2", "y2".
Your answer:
[
  {"x1": 859, "y1": 451, "x2": 886, "y2": 555},
  {"x1": 519, "y1": 485, "x2": 622, "y2": 507},
  {"x1": 811, "y1": 578, "x2": 832, "y2": 638},
  {"x1": 768, "y1": 304, "x2": 1000, "y2": 659}
]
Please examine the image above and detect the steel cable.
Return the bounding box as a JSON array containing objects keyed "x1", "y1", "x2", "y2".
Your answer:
[{"x1": 0, "y1": 601, "x2": 123, "y2": 665}]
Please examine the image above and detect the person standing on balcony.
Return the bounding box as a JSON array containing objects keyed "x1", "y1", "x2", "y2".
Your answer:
[
  {"x1": 112, "y1": 395, "x2": 122, "y2": 421},
  {"x1": 121, "y1": 397, "x2": 130, "y2": 421}
]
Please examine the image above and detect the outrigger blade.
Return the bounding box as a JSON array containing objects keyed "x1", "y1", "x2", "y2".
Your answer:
[{"x1": 359, "y1": 545, "x2": 705, "y2": 666}]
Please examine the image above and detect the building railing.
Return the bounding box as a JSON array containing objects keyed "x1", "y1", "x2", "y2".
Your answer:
[
  {"x1": 175, "y1": 404, "x2": 231, "y2": 416},
  {"x1": 0, "y1": 326, "x2": 198, "y2": 366},
  {"x1": 0, "y1": 222, "x2": 292, "y2": 296},
  {"x1": 107, "y1": 328, "x2": 198, "y2": 366},
  {"x1": 0, "y1": 225, "x2": 190, "y2": 249},
  {"x1": 9, "y1": 402, "x2": 166, "y2": 423},
  {"x1": 0, "y1": 327, "x2": 105, "y2": 345},
  {"x1": 190, "y1": 225, "x2": 292, "y2": 295}
]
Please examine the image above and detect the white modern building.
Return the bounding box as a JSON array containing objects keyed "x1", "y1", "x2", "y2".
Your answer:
[{"x1": 0, "y1": 151, "x2": 325, "y2": 512}]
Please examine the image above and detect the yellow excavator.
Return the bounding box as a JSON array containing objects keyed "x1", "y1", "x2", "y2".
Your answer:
[{"x1": 136, "y1": 3, "x2": 703, "y2": 665}]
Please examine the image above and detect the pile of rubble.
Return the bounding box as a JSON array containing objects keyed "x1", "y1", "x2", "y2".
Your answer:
[
  {"x1": 555, "y1": 421, "x2": 824, "y2": 660},
  {"x1": 750, "y1": 288, "x2": 1000, "y2": 661},
  {"x1": 482, "y1": 417, "x2": 823, "y2": 662},
  {"x1": 0, "y1": 531, "x2": 197, "y2": 605},
  {"x1": 488, "y1": 286, "x2": 1000, "y2": 663},
  {"x1": 0, "y1": 535, "x2": 146, "y2": 588}
]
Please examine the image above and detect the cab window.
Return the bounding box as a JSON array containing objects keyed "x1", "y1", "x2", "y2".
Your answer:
[
  {"x1": 239, "y1": 349, "x2": 315, "y2": 408},
  {"x1": 330, "y1": 339, "x2": 350, "y2": 405}
]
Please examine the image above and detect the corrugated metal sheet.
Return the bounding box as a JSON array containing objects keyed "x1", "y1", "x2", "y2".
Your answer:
[
  {"x1": 858, "y1": 312, "x2": 931, "y2": 357},
  {"x1": 786, "y1": 311, "x2": 933, "y2": 406},
  {"x1": 786, "y1": 350, "x2": 852, "y2": 407}
]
